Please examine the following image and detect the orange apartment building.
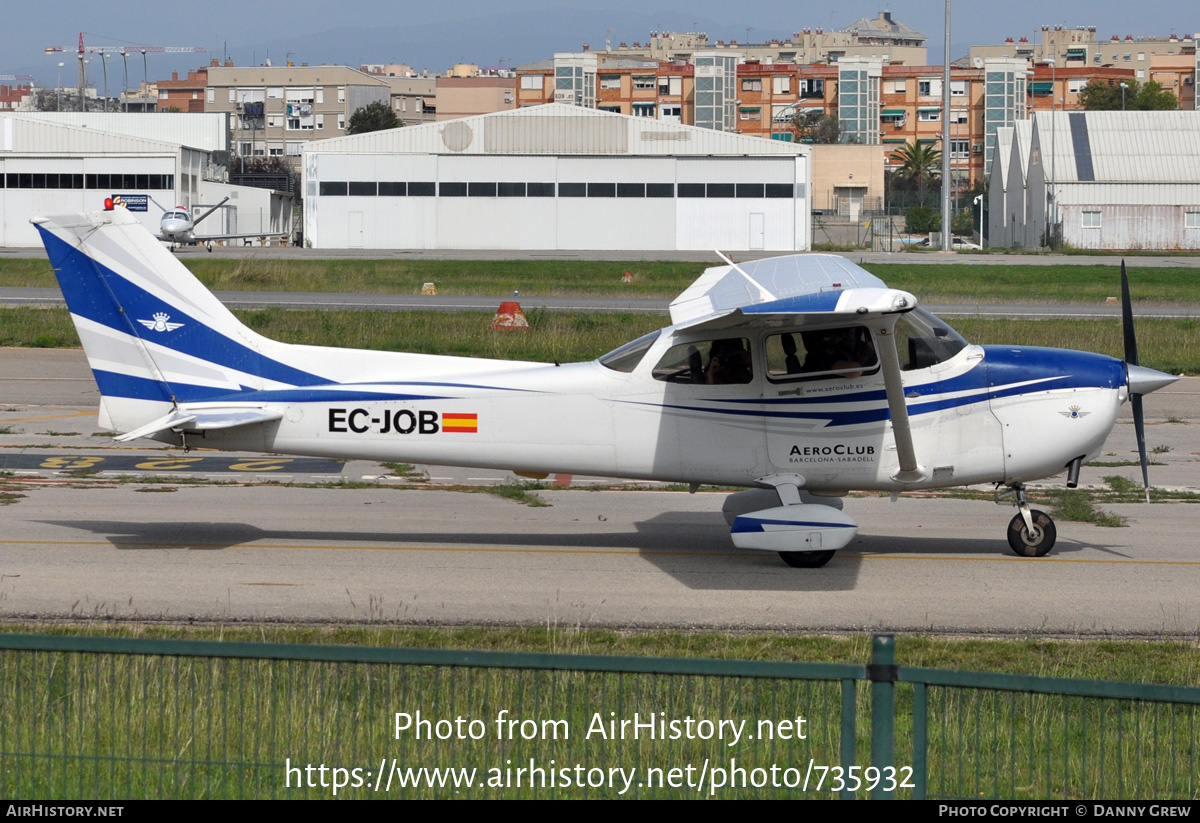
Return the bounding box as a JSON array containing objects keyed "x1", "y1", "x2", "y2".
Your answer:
[{"x1": 515, "y1": 55, "x2": 1177, "y2": 192}]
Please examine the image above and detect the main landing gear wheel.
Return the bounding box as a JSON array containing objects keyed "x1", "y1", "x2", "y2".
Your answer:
[
  {"x1": 1007, "y1": 510, "x2": 1057, "y2": 557},
  {"x1": 778, "y1": 550, "x2": 837, "y2": 568}
]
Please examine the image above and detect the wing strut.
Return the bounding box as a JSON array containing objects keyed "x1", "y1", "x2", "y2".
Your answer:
[
  {"x1": 876, "y1": 317, "x2": 927, "y2": 484},
  {"x1": 191, "y1": 196, "x2": 231, "y2": 228}
]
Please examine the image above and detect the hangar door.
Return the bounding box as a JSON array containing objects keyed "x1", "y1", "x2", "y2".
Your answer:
[{"x1": 674, "y1": 157, "x2": 804, "y2": 251}]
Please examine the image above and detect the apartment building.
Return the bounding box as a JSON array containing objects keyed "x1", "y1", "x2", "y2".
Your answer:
[{"x1": 204, "y1": 65, "x2": 390, "y2": 165}]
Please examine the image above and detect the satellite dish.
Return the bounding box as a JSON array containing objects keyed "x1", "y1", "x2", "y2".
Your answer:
[{"x1": 973, "y1": 57, "x2": 984, "y2": 69}]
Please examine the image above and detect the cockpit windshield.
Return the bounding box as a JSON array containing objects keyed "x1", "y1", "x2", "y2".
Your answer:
[
  {"x1": 599, "y1": 330, "x2": 660, "y2": 373},
  {"x1": 894, "y1": 308, "x2": 968, "y2": 370}
]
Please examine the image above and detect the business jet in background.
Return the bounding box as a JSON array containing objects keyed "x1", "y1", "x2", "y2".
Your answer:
[
  {"x1": 149, "y1": 196, "x2": 288, "y2": 251},
  {"x1": 33, "y1": 204, "x2": 1179, "y2": 568}
]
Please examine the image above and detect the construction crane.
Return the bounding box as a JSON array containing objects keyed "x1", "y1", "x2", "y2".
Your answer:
[{"x1": 44, "y1": 33, "x2": 206, "y2": 112}]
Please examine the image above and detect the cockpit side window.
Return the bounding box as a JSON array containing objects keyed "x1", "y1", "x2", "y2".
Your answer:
[
  {"x1": 652, "y1": 337, "x2": 753, "y2": 385},
  {"x1": 765, "y1": 326, "x2": 878, "y2": 382}
]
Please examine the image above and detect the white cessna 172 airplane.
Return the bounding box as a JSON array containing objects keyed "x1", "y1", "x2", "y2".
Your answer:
[
  {"x1": 151, "y1": 196, "x2": 288, "y2": 251},
  {"x1": 33, "y1": 205, "x2": 1178, "y2": 567}
]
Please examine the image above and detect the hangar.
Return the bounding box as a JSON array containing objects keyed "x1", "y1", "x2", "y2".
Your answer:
[
  {"x1": 302, "y1": 103, "x2": 811, "y2": 251},
  {"x1": 0, "y1": 113, "x2": 291, "y2": 248},
  {"x1": 989, "y1": 111, "x2": 1200, "y2": 250}
]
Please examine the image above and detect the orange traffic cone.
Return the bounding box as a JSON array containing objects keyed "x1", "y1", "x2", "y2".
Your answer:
[{"x1": 491, "y1": 301, "x2": 529, "y2": 331}]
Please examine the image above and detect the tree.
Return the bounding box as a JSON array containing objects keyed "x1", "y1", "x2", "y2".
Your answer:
[
  {"x1": 790, "y1": 110, "x2": 840, "y2": 144},
  {"x1": 891, "y1": 141, "x2": 942, "y2": 200},
  {"x1": 1078, "y1": 78, "x2": 1178, "y2": 111},
  {"x1": 346, "y1": 101, "x2": 401, "y2": 135}
]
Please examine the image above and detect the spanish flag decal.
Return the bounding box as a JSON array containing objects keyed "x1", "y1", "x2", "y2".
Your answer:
[{"x1": 442, "y1": 412, "x2": 478, "y2": 433}]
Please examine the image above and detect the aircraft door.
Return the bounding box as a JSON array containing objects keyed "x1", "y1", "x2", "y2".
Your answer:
[
  {"x1": 762, "y1": 326, "x2": 887, "y2": 488},
  {"x1": 635, "y1": 335, "x2": 767, "y2": 484}
]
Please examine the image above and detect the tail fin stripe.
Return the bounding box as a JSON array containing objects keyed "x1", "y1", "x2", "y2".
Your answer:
[{"x1": 41, "y1": 227, "x2": 328, "y2": 390}]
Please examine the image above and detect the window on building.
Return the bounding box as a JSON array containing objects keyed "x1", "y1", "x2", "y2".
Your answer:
[
  {"x1": 738, "y1": 107, "x2": 761, "y2": 121},
  {"x1": 1068, "y1": 79, "x2": 1087, "y2": 94},
  {"x1": 315, "y1": 114, "x2": 325, "y2": 129},
  {"x1": 599, "y1": 75, "x2": 621, "y2": 90},
  {"x1": 950, "y1": 80, "x2": 967, "y2": 96},
  {"x1": 520, "y1": 75, "x2": 542, "y2": 90},
  {"x1": 286, "y1": 141, "x2": 304, "y2": 156},
  {"x1": 1186, "y1": 211, "x2": 1200, "y2": 229},
  {"x1": 206, "y1": 88, "x2": 215, "y2": 103},
  {"x1": 268, "y1": 87, "x2": 283, "y2": 98},
  {"x1": 632, "y1": 102, "x2": 655, "y2": 117},
  {"x1": 1137, "y1": 70, "x2": 1145, "y2": 79},
  {"x1": 337, "y1": 113, "x2": 345, "y2": 130},
  {"x1": 228, "y1": 89, "x2": 236, "y2": 102},
  {"x1": 337, "y1": 86, "x2": 345, "y2": 102},
  {"x1": 632, "y1": 75, "x2": 656, "y2": 90},
  {"x1": 772, "y1": 76, "x2": 791, "y2": 94},
  {"x1": 886, "y1": 79, "x2": 906, "y2": 94},
  {"x1": 918, "y1": 79, "x2": 933, "y2": 96},
  {"x1": 918, "y1": 108, "x2": 941, "y2": 121},
  {"x1": 1082, "y1": 210, "x2": 1102, "y2": 229},
  {"x1": 741, "y1": 78, "x2": 763, "y2": 92},
  {"x1": 950, "y1": 109, "x2": 968, "y2": 124},
  {"x1": 1137, "y1": 52, "x2": 1145, "y2": 61},
  {"x1": 951, "y1": 139, "x2": 969, "y2": 157}
]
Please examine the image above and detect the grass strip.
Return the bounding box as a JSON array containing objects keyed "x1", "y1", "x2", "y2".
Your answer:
[
  {"x1": 2, "y1": 307, "x2": 1195, "y2": 374},
  {"x1": 5, "y1": 257, "x2": 1199, "y2": 303}
]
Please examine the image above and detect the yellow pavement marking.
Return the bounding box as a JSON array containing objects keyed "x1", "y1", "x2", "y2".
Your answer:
[{"x1": 2, "y1": 410, "x2": 94, "y2": 423}]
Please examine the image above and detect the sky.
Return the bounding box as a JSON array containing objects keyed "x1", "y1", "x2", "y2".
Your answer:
[{"x1": 5, "y1": 1, "x2": 1197, "y2": 89}]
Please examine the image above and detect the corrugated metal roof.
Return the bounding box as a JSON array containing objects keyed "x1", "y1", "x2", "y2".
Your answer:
[
  {"x1": 12, "y1": 112, "x2": 227, "y2": 152},
  {"x1": 304, "y1": 103, "x2": 810, "y2": 158},
  {"x1": 1033, "y1": 110, "x2": 1200, "y2": 183},
  {"x1": 0, "y1": 115, "x2": 184, "y2": 155},
  {"x1": 993, "y1": 126, "x2": 1013, "y2": 184}
]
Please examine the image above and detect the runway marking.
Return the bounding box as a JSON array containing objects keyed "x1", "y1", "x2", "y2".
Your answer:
[{"x1": 4, "y1": 538, "x2": 1200, "y2": 566}]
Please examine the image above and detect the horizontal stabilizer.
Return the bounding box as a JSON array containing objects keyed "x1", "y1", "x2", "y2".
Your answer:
[{"x1": 114, "y1": 405, "x2": 283, "y2": 442}]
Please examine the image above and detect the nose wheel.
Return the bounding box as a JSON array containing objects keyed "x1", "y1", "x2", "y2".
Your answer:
[
  {"x1": 1000, "y1": 484, "x2": 1057, "y2": 557},
  {"x1": 1007, "y1": 509, "x2": 1056, "y2": 557}
]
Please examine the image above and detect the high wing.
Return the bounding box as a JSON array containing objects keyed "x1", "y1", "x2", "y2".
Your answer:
[
  {"x1": 189, "y1": 231, "x2": 290, "y2": 242},
  {"x1": 672, "y1": 253, "x2": 927, "y2": 483}
]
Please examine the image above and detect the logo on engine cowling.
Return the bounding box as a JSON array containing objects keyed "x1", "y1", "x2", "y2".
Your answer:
[{"x1": 1059, "y1": 405, "x2": 1090, "y2": 420}]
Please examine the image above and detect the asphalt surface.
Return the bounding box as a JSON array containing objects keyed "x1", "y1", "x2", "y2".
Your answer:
[{"x1": 2, "y1": 348, "x2": 1197, "y2": 635}]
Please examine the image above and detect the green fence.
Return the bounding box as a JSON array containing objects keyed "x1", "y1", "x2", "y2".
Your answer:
[{"x1": 0, "y1": 634, "x2": 1196, "y2": 799}]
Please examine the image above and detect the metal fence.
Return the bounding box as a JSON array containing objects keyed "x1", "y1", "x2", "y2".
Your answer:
[{"x1": 0, "y1": 633, "x2": 1196, "y2": 799}]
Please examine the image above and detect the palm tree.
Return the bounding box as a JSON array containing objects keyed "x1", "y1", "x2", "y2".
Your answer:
[{"x1": 892, "y1": 142, "x2": 942, "y2": 201}]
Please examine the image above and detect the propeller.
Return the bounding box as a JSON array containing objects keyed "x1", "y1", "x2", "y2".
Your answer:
[{"x1": 1120, "y1": 260, "x2": 1180, "y2": 503}]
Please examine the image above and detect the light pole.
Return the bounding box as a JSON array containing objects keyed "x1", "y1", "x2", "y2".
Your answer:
[
  {"x1": 56, "y1": 62, "x2": 63, "y2": 111},
  {"x1": 1120, "y1": 81, "x2": 1128, "y2": 110},
  {"x1": 101, "y1": 53, "x2": 110, "y2": 112},
  {"x1": 974, "y1": 192, "x2": 984, "y2": 247},
  {"x1": 120, "y1": 51, "x2": 129, "y2": 112},
  {"x1": 1045, "y1": 57, "x2": 1057, "y2": 249}
]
